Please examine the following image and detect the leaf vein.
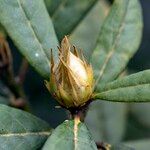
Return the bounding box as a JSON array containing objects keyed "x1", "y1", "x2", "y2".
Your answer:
[
  {"x1": 94, "y1": 0, "x2": 130, "y2": 88},
  {"x1": 0, "y1": 131, "x2": 50, "y2": 137},
  {"x1": 17, "y1": 0, "x2": 49, "y2": 60},
  {"x1": 98, "y1": 83, "x2": 150, "y2": 94}
]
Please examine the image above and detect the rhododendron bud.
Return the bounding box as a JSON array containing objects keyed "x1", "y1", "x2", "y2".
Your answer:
[{"x1": 46, "y1": 36, "x2": 94, "y2": 108}]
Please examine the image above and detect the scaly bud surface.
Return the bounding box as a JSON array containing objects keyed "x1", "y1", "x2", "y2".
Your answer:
[{"x1": 46, "y1": 36, "x2": 94, "y2": 108}]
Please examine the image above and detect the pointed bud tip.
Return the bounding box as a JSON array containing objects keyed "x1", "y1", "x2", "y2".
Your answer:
[
  {"x1": 62, "y1": 35, "x2": 70, "y2": 45},
  {"x1": 47, "y1": 36, "x2": 94, "y2": 108}
]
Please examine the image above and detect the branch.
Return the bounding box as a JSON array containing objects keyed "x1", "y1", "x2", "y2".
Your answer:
[
  {"x1": 15, "y1": 58, "x2": 28, "y2": 85},
  {"x1": 0, "y1": 36, "x2": 29, "y2": 110}
]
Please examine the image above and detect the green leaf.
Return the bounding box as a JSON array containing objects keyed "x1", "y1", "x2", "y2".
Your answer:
[
  {"x1": 85, "y1": 101, "x2": 127, "y2": 143},
  {"x1": 125, "y1": 139, "x2": 150, "y2": 150},
  {"x1": 0, "y1": 104, "x2": 51, "y2": 150},
  {"x1": 42, "y1": 120, "x2": 97, "y2": 150},
  {"x1": 0, "y1": 0, "x2": 58, "y2": 79},
  {"x1": 51, "y1": 0, "x2": 98, "y2": 40},
  {"x1": 93, "y1": 70, "x2": 150, "y2": 102},
  {"x1": 92, "y1": 0, "x2": 143, "y2": 89},
  {"x1": 70, "y1": 0, "x2": 109, "y2": 60},
  {"x1": 44, "y1": 0, "x2": 63, "y2": 16},
  {"x1": 86, "y1": 70, "x2": 128, "y2": 143}
]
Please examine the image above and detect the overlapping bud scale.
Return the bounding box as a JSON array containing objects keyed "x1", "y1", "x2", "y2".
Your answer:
[{"x1": 46, "y1": 36, "x2": 94, "y2": 108}]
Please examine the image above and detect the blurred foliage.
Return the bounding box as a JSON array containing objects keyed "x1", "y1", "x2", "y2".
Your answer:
[
  {"x1": 47, "y1": 0, "x2": 98, "y2": 40},
  {"x1": 125, "y1": 139, "x2": 150, "y2": 150},
  {"x1": 85, "y1": 101, "x2": 127, "y2": 143},
  {"x1": 0, "y1": 23, "x2": 6, "y2": 38}
]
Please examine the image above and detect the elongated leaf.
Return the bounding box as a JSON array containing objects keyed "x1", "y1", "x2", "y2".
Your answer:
[
  {"x1": 51, "y1": 0, "x2": 98, "y2": 40},
  {"x1": 93, "y1": 70, "x2": 150, "y2": 102},
  {"x1": 42, "y1": 120, "x2": 97, "y2": 150},
  {"x1": 0, "y1": 0, "x2": 58, "y2": 79},
  {"x1": 70, "y1": 0, "x2": 109, "y2": 60},
  {"x1": 0, "y1": 104, "x2": 51, "y2": 150},
  {"x1": 92, "y1": 0, "x2": 143, "y2": 89}
]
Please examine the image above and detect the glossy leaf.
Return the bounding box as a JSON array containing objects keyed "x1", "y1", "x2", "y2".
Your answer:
[
  {"x1": 0, "y1": 0, "x2": 58, "y2": 79},
  {"x1": 51, "y1": 0, "x2": 98, "y2": 40},
  {"x1": 0, "y1": 104, "x2": 51, "y2": 150},
  {"x1": 70, "y1": 0, "x2": 109, "y2": 60},
  {"x1": 92, "y1": 0, "x2": 143, "y2": 89},
  {"x1": 42, "y1": 120, "x2": 97, "y2": 150},
  {"x1": 94, "y1": 70, "x2": 150, "y2": 102}
]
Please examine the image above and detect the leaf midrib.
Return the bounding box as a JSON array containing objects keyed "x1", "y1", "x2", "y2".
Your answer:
[
  {"x1": 0, "y1": 108, "x2": 51, "y2": 138},
  {"x1": 94, "y1": 0, "x2": 130, "y2": 88},
  {"x1": 0, "y1": 131, "x2": 50, "y2": 137},
  {"x1": 17, "y1": 0, "x2": 49, "y2": 61},
  {"x1": 98, "y1": 83, "x2": 150, "y2": 94}
]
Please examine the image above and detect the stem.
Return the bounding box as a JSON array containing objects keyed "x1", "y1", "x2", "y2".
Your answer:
[
  {"x1": 69, "y1": 101, "x2": 90, "y2": 122},
  {"x1": 74, "y1": 115, "x2": 80, "y2": 150},
  {"x1": 2, "y1": 63, "x2": 29, "y2": 111},
  {"x1": 0, "y1": 37, "x2": 29, "y2": 111},
  {"x1": 16, "y1": 58, "x2": 28, "y2": 85}
]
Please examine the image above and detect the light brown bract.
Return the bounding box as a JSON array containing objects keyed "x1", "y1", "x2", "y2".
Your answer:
[{"x1": 46, "y1": 36, "x2": 94, "y2": 108}]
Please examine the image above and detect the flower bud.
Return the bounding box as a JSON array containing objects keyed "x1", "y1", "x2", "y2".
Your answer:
[{"x1": 46, "y1": 36, "x2": 94, "y2": 108}]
